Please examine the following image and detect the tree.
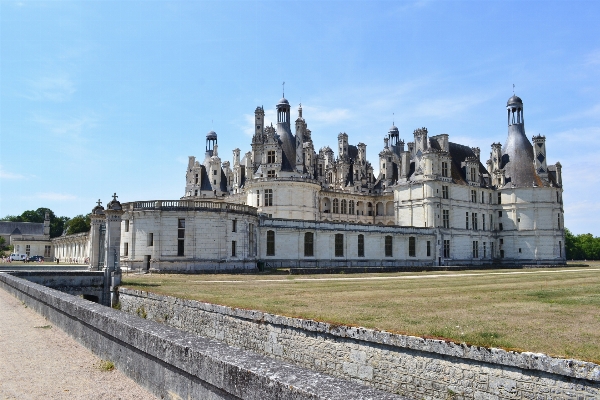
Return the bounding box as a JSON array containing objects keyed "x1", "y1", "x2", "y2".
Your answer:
[
  {"x1": 65, "y1": 214, "x2": 91, "y2": 235},
  {"x1": 565, "y1": 228, "x2": 600, "y2": 260}
]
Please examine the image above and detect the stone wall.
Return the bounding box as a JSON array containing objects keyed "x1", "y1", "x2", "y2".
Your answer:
[
  {"x1": 119, "y1": 288, "x2": 600, "y2": 400},
  {"x1": 0, "y1": 273, "x2": 404, "y2": 400}
]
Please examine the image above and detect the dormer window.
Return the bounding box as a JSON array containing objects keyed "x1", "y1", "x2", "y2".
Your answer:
[{"x1": 267, "y1": 150, "x2": 276, "y2": 164}]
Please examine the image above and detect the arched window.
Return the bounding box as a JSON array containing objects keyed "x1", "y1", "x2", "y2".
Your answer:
[
  {"x1": 266, "y1": 230, "x2": 275, "y2": 256},
  {"x1": 333, "y1": 198, "x2": 339, "y2": 214},
  {"x1": 304, "y1": 232, "x2": 314, "y2": 257},
  {"x1": 349, "y1": 200, "x2": 355, "y2": 215},
  {"x1": 341, "y1": 199, "x2": 347, "y2": 214}
]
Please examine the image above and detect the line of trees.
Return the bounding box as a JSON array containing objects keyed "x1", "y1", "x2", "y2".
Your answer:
[
  {"x1": 1, "y1": 207, "x2": 91, "y2": 238},
  {"x1": 565, "y1": 229, "x2": 600, "y2": 260}
]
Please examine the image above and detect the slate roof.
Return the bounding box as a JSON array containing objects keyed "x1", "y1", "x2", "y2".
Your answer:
[{"x1": 0, "y1": 222, "x2": 45, "y2": 236}]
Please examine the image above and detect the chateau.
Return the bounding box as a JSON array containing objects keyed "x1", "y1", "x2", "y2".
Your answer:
[{"x1": 52, "y1": 94, "x2": 566, "y2": 272}]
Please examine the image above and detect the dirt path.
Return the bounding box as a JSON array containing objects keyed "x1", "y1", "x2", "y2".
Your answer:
[
  {"x1": 0, "y1": 288, "x2": 156, "y2": 400},
  {"x1": 194, "y1": 267, "x2": 600, "y2": 283}
]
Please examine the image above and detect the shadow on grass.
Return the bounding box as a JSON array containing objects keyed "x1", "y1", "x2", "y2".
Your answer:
[{"x1": 121, "y1": 281, "x2": 161, "y2": 288}]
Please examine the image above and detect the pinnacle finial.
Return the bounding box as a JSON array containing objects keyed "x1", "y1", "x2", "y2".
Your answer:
[
  {"x1": 97, "y1": 199, "x2": 102, "y2": 206},
  {"x1": 513, "y1": 83, "x2": 515, "y2": 95},
  {"x1": 282, "y1": 81, "x2": 285, "y2": 97},
  {"x1": 112, "y1": 193, "x2": 118, "y2": 201}
]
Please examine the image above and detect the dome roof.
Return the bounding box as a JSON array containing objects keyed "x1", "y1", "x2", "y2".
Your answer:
[
  {"x1": 389, "y1": 124, "x2": 399, "y2": 132},
  {"x1": 206, "y1": 130, "x2": 217, "y2": 139},
  {"x1": 278, "y1": 97, "x2": 289, "y2": 105},
  {"x1": 507, "y1": 95, "x2": 523, "y2": 105}
]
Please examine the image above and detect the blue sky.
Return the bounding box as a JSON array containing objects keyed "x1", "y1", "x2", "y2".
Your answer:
[{"x1": 1, "y1": 1, "x2": 599, "y2": 235}]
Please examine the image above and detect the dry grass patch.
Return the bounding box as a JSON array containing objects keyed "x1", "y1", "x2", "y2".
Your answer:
[{"x1": 121, "y1": 263, "x2": 600, "y2": 363}]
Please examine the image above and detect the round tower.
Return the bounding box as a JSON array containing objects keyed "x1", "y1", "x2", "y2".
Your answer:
[
  {"x1": 205, "y1": 131, "x2": 217, "y2": 158},
  {"x1": 501, "y1": 95, "x2": 537, "y2": 187}
]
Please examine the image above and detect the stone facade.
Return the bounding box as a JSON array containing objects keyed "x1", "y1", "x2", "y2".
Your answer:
[
  {"x1": 119, "y1": 288, "x2": 600, "y2": 400},
  {"x1": 54, "y1": 94, "x2": 566, "y2": 271},
  {"x1": 1, "y1": 215, "x2": 52, "y2": 259}
]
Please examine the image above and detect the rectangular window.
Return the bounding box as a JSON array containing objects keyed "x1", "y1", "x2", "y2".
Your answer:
[
  {"x1": 442, "y1": 210, "x2": 450, "y2": 228},
  {"x1": 498, "y1": 211, "x2": 502, "y2": 217},
  {"x1": 249, "y1": 223, "x2": 255, "y2": 256},
  {"x1": 490, "y1": 214, "x2": 493, "y2": 230},
  {"x1": 264, "y1": 189, "x2": 273, "y2": 206},
  {"x1": 124, "y1": 242, "x2": 129, "y2": 257},
  {"x1": 385, "y1": 235, "x2": 392, "y2": 257},
  {"x1": 470, "y1": 167, "x2": 477, "y2": 182},
  {"x1": 497, "y1": 192, "x2": 502, "y2": 204},
  {"x1": 231, "y1": 241, "x2": 236, "y2": 257},
  {"x1": 44, "y1": 245, "x2": 51, "y2": 258},
  {"x1": 125, "y1": 220, "x2": 130, "y2": 232},
  {"x1": 442, "y1": 185, "x2": 449, "y2": 199},
  {"x1": 489, "y1": 193, "x2": 492, "y2": 204},
  {"x1": 267, "y1": 170, "x2": 276, "y2": 178},
  {"x1": 426, "y1": 241, "x2": 431, "y2": 257},
  {"x1": 471, "y1": 190, "x2": 476, "y2": 203},
  {"x1": 349, "y1": 201, "x2": 355, "y2": 215},
  {"x1": 491, "y1": 242, "x2": 495, "y2": 258},
  {"x1": 443, "y1": 240, "x2": 450, "y2": 258},
  {"x1": 232, "y1": 219, "x2": 237, "y2": 232},
  {"x1": 409, "y1": 237, "x2": 416, "y2": 257},
  {"x1": 25, "y1": 245, "x2": 31, "y2": 256},
  {"x1": 499, "y1": 223, "x2": 503, "y2": 231},
  {"x1": 358, "y1": 234, "x2": 365, "y2": 257},
  {"x1": 177, "y1": 219, "x2": 185, "y2": 256},
  {"x1": 148, "y1": 232, "x2": 153, "y2": 246},
  {"x1": 472, "y1": 213, "x2": 478, "y2": 230},
  {"x1": 500, "y1": 249, "x2": 505, "y2": 258},
  {"x1": 472, "y1": 241, "x2": 479, "y2": 258},
  {"x1": 558, "y1": 213, "x2": 561, "y2": 229},
  {"x1": 304, "y1": 232, "x2": 314, "y2": 257},
  {"x1": 266, "y1": 230, "x2": 275, "y2": 256},
  {"x1": 256, "y1": 190, "x2": 260, "y2": 207},
  {"x1": 483, "y1": 215, "x2": 486, "y2": 231},
  {"x1": 333, "y1": 199, "x2": 339, "y2": 214},
  {"x1": 441, "y1": 162, "x2": 448, "y2": 177},
  {"x1": 267, "y1": 150, "x2": 276, "y2": 164},
  {"x1": 483, "y1": 242, "x2": 487, "y2": 258},
  {"x1": 559, "y1": 241, "x2": 562, "y2": 257},
  {"x1": 195, "y1": 174, "x2": 198, "y2": 184},
  {"x1": 465, "y1": 212, "x2": 469, "y2": 229},
  {"x1": 481, "y1": 192, "x2": 485, "y2": 203},
  {"x1": 213, "y1": 170, "x2": 217, "y2": 175},
  {"x1": 335, "y1": 234, "x2": 344, "y2": 257}
]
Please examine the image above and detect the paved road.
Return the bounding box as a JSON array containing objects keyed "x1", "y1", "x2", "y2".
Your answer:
[{"x1": 0, "y1": 287, "x2": 156, "y2": 399}]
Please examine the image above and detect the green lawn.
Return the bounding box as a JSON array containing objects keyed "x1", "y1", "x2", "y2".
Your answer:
[{"x1": 121, "y1": 262, "x2": 600, "y2": 363}]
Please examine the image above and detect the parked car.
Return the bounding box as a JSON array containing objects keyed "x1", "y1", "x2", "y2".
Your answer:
[
  {"x1": 27, "y1": 255, "x2": 44, "y2": 262},
  {"x1": 9, "y1": 253, "x2": 27, "y2": 261}
]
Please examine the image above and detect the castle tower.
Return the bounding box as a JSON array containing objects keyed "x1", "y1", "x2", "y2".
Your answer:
[
  {"x1": 254, "y1": 107, "x2": 265, "y2": 138},
  {"x1": 338, "y1": 132, "x2": 348, "y2": 158},
  {"x1": 276, "y1": 96, "x2": 295, "y2": 171},
  {"x1": 388, "y1": 124, "x2": 404, "y2": 155},
  {"x1": 205, "y1": 130, "x2": 217, "y2": 159},
  {"x1": 43, "y1": 212, "x2": 50, "y2": 237},
  {"x1": 295, "y1": 104, "x2": 305, "y2": 173},
  {"x1": 501, "y1": 95, "x2": 537, "y2": 187},
  {"x1": 532, "y1": 134, "x2": 548, "y2": 180},
  {"x1": 412, "y1": 127, "x2": 429, "y2": 175}
]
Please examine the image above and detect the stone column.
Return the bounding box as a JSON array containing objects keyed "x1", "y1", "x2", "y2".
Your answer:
[{"x1": 89, "y1": 200, "x2": 105, "y2": 271}]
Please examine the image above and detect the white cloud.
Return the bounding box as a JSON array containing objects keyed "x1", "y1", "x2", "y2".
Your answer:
[
  {"x1": 22, "y1": 74, "x2": 76, "y2": 102},
  {"x1": 412, "y1": 93, "x2": 492, "y2": 119},
  {"x1": 35, "y1": 192, "x2": 77, "y2": 201},
  {"x1": 301, "y1": 106, "x2": 351, "y2": 126},
  {"x1": 34, "y1": 113, "x2": 98, "y2": 139},
  {"x1": 584, "y1": 49, "x2": 600, "y2": 66},
  {"x1": 0, "y1": 166, "x2": 25, "y2": 180}
]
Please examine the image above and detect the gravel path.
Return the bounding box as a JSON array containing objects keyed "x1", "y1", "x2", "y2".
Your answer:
[{"x1": 0, "y1": 288, "x2": 156, "y2": 399}]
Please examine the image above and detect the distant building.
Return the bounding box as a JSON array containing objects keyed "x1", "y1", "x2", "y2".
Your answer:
[{"x1": 0, "y1": 214, "x2": 52, "y2": 258}]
